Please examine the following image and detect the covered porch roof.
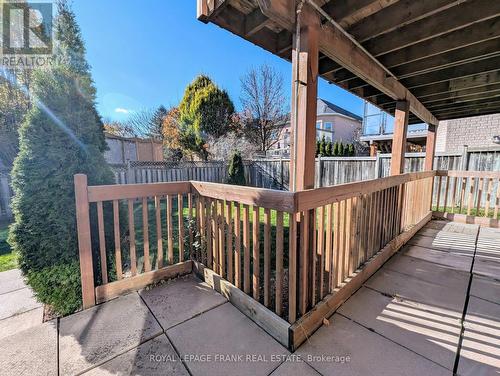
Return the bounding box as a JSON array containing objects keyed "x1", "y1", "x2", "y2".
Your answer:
[{"x1": 198, "y1": 0, "x2": 500, "y2": 125}]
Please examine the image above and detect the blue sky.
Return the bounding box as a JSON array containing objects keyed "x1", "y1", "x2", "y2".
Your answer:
[{"x1": 72, "y1": 0, "x2": 364, "y2": 122}]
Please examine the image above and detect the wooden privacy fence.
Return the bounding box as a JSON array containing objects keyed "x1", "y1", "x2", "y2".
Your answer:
[
  {"x1": 75, "y1": 170, "x2": 434, "y2": 349},
  {"x1": 433, "y1": 170, "x2": 500, "y2": 227}
]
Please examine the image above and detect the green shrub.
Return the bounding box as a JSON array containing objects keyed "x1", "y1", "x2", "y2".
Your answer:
[
  {"x1": 26, "y1": 262, "x2": 82, "y2": 316},
  {"x1": 227, "y1": 151, "x2": 246, "y2": 186},
  {"x1": 8, "y1": 1, "x2": 115, "y2": 315}
]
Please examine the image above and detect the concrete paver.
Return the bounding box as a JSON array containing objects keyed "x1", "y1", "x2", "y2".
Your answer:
[
  {"x1": 401, "y1": 244, "x2": 472, "y2": 272},
  {"x1": 0, "y1": 306, "x2": 43, "y2": 340},
  {"x1": 0, "y1": 269, "x2": 26, "y2": 295},
  {"x1": 296, "y1": 314, "x2": 449, "y2": 376},
  {"x1": 457, "y1": 296, "x2": 500, "y2": 375},
  {"x1": 59, "y1": 292, "x2": 163, "y2": 376},
  {"x1": 407, "y1": 233, "x2": 476, "y2": 257},
  {"x1": 365, "y1": 268, "x2": 467, "y2": 312},
  {"x1": 0, "y1": 320, "x2": 57, "y2": 376},
  {"x1": 0, "y1": 286, "x2": 42, "y2": 320},
  {"x1": 167, "y1": 302, "x2": 289, "y2": 376},
  {"x1": 469, "y1": 274, "x2": 500, "y2": 303},
  {"x1": 338, "y1": 286, "x2": 462, "y2": 370},
  {"x1": 382, "y1": 254, "x2": 470, "y2": 289},
  {"x1": 270, "y1": 359, "x2": 321, "y2": 376},
  {"x1": 82, "y1": 335, "x2": 190, "y2": 376},
  {"x1": 139, "y1": 274, "x2": 226, "y2": 330}
]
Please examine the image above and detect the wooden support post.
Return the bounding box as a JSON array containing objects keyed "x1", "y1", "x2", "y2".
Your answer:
[
  {"x1": 74, "y1": 174, "x2": 95, "y2": 309},
  {"x1": 289, "y1": 4, "x2": 319, "y2": 192},
  {"x1": 424, "y1": 124, "x2": 437, "y2": 171},
  {"x1": 390, "y1": 101, "x2": 410, "y2": 176}
]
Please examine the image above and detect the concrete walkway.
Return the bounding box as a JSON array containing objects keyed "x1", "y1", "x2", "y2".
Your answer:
[
  {"x1": 0, "y1": 268, "x2": 43, "y2": 340},
  {"x1": 0, "y1": 220, "x2": 499, "y2": 375}
]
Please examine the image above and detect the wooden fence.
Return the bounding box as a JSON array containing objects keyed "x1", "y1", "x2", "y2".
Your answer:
[
  {"x1": 432, "y1": 170, "x2": 500, "y2": 227},
  {"x1": 74, "y1": 170, "x2": 434, "y2": 349}
]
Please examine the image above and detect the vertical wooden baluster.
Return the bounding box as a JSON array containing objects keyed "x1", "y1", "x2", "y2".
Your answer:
[
  {"x1": 476, "y1": 178, "x2": 484, "y2": 216},
  {"x1": 494, "y1": 179, "x2": 500, "y2": 219},
  {"x1": 299, "y1": 211, "x2": 309, "y2": 315},
  {"x1": 198, "y1": 197, "x2": 205, "y2": 264},
  {"x1": 218, "y1": 200, "x2": 225, "y2": 276},
  {"x1": 467, "y1": 178, "x2": 475, "y2": 215},
  {"x1": 97, "y1": 201, "x2": 108, "y2": 284},
  {"x1": 331, "y1": 202, "x2": 338, "y2": 290},
  {"x1": 243, "y1": 204, "x2": 250, "y2": 294},
  {"x1": 155, "y1": 196, "x2": 163, "y2": 269},
  {"x1": 167, "y1": 195, "x2": 174, "y2": 264},
  {"x1": 485, "y1": 178, "x2": 493, "y2": 217},
  {"x1": 264, "y1": 208, "x2": 271, "y2": 307},
  {"x1": 450, "y1": 177, "x2": 457, "y2": 213},
  {"x1": 347, "y1": 198, "x2": 355, "y2": 276},
  {"x1": 142, "y1": 197, "x2": 151, "y2": 272},
  {"x1": 213, "y1": 200, "x2": 219, "y2": 273},
  {"x1": 113, "y1": 200, "x2": 122, "y2": 280},
  {"x1": 188, "y1": 193, "x2": 193, "y2": 256},
  {"x1": 339, "y1": 200, "x2": 346, "y2": 283},
  {"x1": 234, "y1": 202, "x2": 241, "y2": 288},
  {"x1": 459, "y1": 177, "x2": 466, "y2": 213},
  {"x1": 178, "y1": 194, "x2": 184, "y2": 263},
  {"x1": 128, "y1": 199, "x2": 137, "y2": 275},
  {"x1": 368, "y1": 192, "x2": 375, "y2": 258},
  {"x1": 360, "y1": 194, "x2": 368, "y2": 265},
  {"x1": 436, "y1": 176, "x2": 442, "y2": 212},
  {"x1": 317, "y1": 206, "x2": 325, "y2": 299},
  {"x1": 288, "y1": 214, "x2": 297, "y2": 323},
  {"x1": 275, "y1": 211, "x2": 284, "y2": 316},
  {"x1": 252, "y1": 206, "x2": 260, "y2": 301},
  {"x1": 226, "y1": 202, "x2": 233, "y2": 284},
  {"x1": 443, "y1": 176, "x2": 450, "y2": 212},
  {"x1": 206, "y1": 199, "x2": 213, "y2": 268},
  {"x1": 311, "y1": 208, "x2": 318, "y2": 306}
]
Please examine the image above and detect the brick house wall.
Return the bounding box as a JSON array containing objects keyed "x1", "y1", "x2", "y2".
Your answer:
[{"x1": 436, "y1": 113, "x2": 500, "y2": 153}]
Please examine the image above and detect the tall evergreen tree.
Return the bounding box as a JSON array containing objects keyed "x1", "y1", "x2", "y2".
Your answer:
[
  {"x1": 348, "y1": 143, "x2": 355, "y2": 156},
  {"x1": 333, "y1": 141, "x2": 340, "y2": 156},
  {"x1": 179, "y1": 75, "x2": 235, "y2": 159},
  {"x1": 325, "y1": 141, "x2": 333, "y2": 157},
  {"x1": 339, "y1": 142, "x2": 345, "y2": 156},
  {"x1": 8, "y1": 0, "x2": 115, "y2": 315},
  {"x1": 319, "y1": 136, "x2": 326, "y2": 156},
  {"x1": 150, "y1": 105, "x2": 168, "y2": 140}
]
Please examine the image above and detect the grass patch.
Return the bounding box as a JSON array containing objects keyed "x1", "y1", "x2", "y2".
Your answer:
[{"x1": 0, "y1": 222, "x2": 17, "y2": 272}]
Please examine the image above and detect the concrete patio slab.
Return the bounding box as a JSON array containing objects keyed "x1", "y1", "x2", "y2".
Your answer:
[
  {"x1": 0, "y1": 306, "x2": 43, "y2": 340},
  {"x1": 0, "y1": 285, "x2": 42, "y2": 320},
  {"x1": 424, "y1": 221, "x2": 479, "y2": 235},
  {"x1": 472, "y1": 257, "x2": 500, "y2": 280},
  {"x1": 0, "y1": 269, "x2": 26, "y2": 295},
  {"x1": 401, "y1": 245, "x2": 472, "y2": 272},
  {"x1": 469, "y1": 275, "x2": 500, "y2": 303},
  {"x1": 139, "y1": 274, "x2": 226, "y2": 330},
  {"x1": 167, "y1": 302, "x2": 289, "y2": 376},
  {"x1": 270, "y1": 359, "x2": 320, "y2": 376},
  {"x1": 82, "y1": 335, "x2": 190, "y2": 376},
  {"x1": 59, "y1": 292, "x2": 162, "y2": 376},
  {"x1": 383, "y1": 254, "x2": 470, "y2": 289},
  {"x1": 338, "y1": 286, "x2": 462, "y2": 370},
  {"x1": 295, "y1": 314, "x2": 449, "y2": 376},
  {"x1": 407, "y1": 234, "x2": 476, "y2": 257},
  {"x1": 364, "y1": 268, "x2": 467, "y2": 312},
  {"x1": 457, "y1": 296, "x2": 500, "y2": 375},
  {"x1": 0, "y1": 320, "x2": 57, "y2": 376},
  {"x1": 416, "y1": 227, "x2": 441, "y2": 238}
]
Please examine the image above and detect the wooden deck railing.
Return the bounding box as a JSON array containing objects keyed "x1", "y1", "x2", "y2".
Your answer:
[
  {"x1": 75, "y1": 170, "x2": 435, "y2": 348},
  {"x1": 432, "y1": 170, "x2": 500, "y2": 226}
]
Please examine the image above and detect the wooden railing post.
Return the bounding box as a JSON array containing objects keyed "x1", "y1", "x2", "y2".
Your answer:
[{"x1": 74, "y1": 174, "x2": 96, "y2": 309}]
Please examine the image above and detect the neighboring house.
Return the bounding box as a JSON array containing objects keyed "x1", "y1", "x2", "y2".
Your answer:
[
  {"x1": 360, "y1": 101, "x2": 500, "y2": 155},
  {"x1": 270, "y1": 98, "x2": 362, "y2": 157},
  {"x1": 104, "y1": 133, "x2": 163, "y2": 164}
]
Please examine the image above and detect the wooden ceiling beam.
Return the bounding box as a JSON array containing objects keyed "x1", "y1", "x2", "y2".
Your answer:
[
  {"x1": 257, "y1": 0, "x2": 438, "y2": 124},
  {"x1": 244, "y1": 8, "x2": 271, "y2": 37},
  {"x1": 380, "y1": 17, "x2": 500, "y2": 69},
  {"x1": 425, "y1": 94, "x2": 500, "y2": 110},
  {"x1": 348, "y1": 0, "x2": 460, "y2": 42},
  {"x1": 364, "y1": 0, "x2": 500, "y2": 56},
  {"x1": 401, "y1": 56, "x2": 500, "y2": 89},
  {"x1": 420, "y1": 83, "x2": 500, "y2": 104},
  {"x1": 322, "y1": 0, "x2": 398, "y2": 29},
  {"x1": 436, "y1": 109, "x2": 500, "y2": 121}
]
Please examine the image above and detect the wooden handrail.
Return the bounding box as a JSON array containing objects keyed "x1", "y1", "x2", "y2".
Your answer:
[
  {"x1": 295, "y1": 170, "x2": 435, "y2": 212},
  {"x1": 190, "y1": 181, "x2": 295, "y2": 212},
  {"x1": 87, "y1": 181, "x2": 191, "y2": 202},
  {"x1": 437, "y1": 170, "x2": 500, "y2": 178}
]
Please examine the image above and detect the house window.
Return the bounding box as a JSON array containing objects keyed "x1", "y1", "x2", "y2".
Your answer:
[
  {"x1": 316, "y1": 121, "x2": 322, "y2": 129},
  {"x1": 324, "y1": 122, "x2": 332, "y2": 131}
]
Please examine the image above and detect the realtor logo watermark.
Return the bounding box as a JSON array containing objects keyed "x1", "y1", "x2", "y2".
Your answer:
[{"x1": 1, "y1": 1, "x2": 60, "y2": 69}]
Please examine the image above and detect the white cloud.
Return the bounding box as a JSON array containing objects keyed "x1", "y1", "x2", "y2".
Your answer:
[{"x1": 115, "y1": 107, "x2": 131, "y2": 114}]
